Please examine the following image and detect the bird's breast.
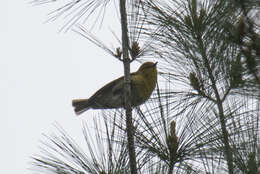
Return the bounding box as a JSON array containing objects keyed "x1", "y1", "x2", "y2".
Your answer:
[{"x1": 131, "y1": 74, "x2": 156, "y2": 106}]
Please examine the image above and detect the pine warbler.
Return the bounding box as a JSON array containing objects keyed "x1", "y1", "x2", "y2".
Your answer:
[{"x1": 72, "y1": 62, "x2": 158, "y2": 115}]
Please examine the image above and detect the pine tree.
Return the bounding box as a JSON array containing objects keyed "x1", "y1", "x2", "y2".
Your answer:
[{"x1": 31, "y1": 0, "x2": 260, "y2": 173}]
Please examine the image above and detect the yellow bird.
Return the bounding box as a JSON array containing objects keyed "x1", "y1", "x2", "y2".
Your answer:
[{"x1": 72, "y1": 62, "x2": 158, "y2": 115}]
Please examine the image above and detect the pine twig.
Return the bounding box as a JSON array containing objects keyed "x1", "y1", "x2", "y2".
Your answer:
[{"x1": 119, "y1": 0, "x2": 138, "y2": 173}]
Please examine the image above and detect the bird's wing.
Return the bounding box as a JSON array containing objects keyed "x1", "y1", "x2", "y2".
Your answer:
[
  {"x1": 112, "y1": 77, "x2": 124, "y2": 95},
  {"x1": 112, "y1": 72, "x2": 144, "y2": 94},
  {"x1": 88, "y1": 72, "x2": 140, "y2": 103},
  {"x1": 88, "y1": 76, "x2": 124, "y2": 101}
]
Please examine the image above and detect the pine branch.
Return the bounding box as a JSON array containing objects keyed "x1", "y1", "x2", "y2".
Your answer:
[
  {"x1": 119, "y1": 0, "x2": 137, "y2": 173},
  {"x1": 196, "y1": 32, "x2": 234, "y2": 173}
]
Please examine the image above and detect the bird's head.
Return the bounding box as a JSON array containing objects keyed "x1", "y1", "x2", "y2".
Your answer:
[{"x1": 137, "y1": 62, "x2": 158, "y2": 79}]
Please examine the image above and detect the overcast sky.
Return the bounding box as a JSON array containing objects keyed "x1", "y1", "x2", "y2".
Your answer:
[{"x1": 2, "y1": 1, "x2": 142, "y2": 173}]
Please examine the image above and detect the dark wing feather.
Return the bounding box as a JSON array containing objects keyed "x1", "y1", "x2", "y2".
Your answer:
[
  {"x1": 111, "y1": 72, "x2": 138, "y2": 96},
  {"x1": 87, "y1": 72, "x2": 138, "y2": 108},
  {"x1": 87, "y1": 76, "x2": 124, "y2": 103}
]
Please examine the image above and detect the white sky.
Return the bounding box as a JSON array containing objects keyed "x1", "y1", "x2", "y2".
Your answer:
[{"x1": 2, "y1": 1, "x2": 141, "y2": 173}]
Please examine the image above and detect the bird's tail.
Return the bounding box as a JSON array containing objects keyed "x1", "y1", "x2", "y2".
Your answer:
[{"x1": 72, "y1": 99, "x2": 91, "y2": 115}]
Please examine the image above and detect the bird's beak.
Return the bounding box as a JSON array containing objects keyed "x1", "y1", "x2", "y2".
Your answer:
[{"x1": 154, "y1": 62, "x2": 158, "y2": 67}]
